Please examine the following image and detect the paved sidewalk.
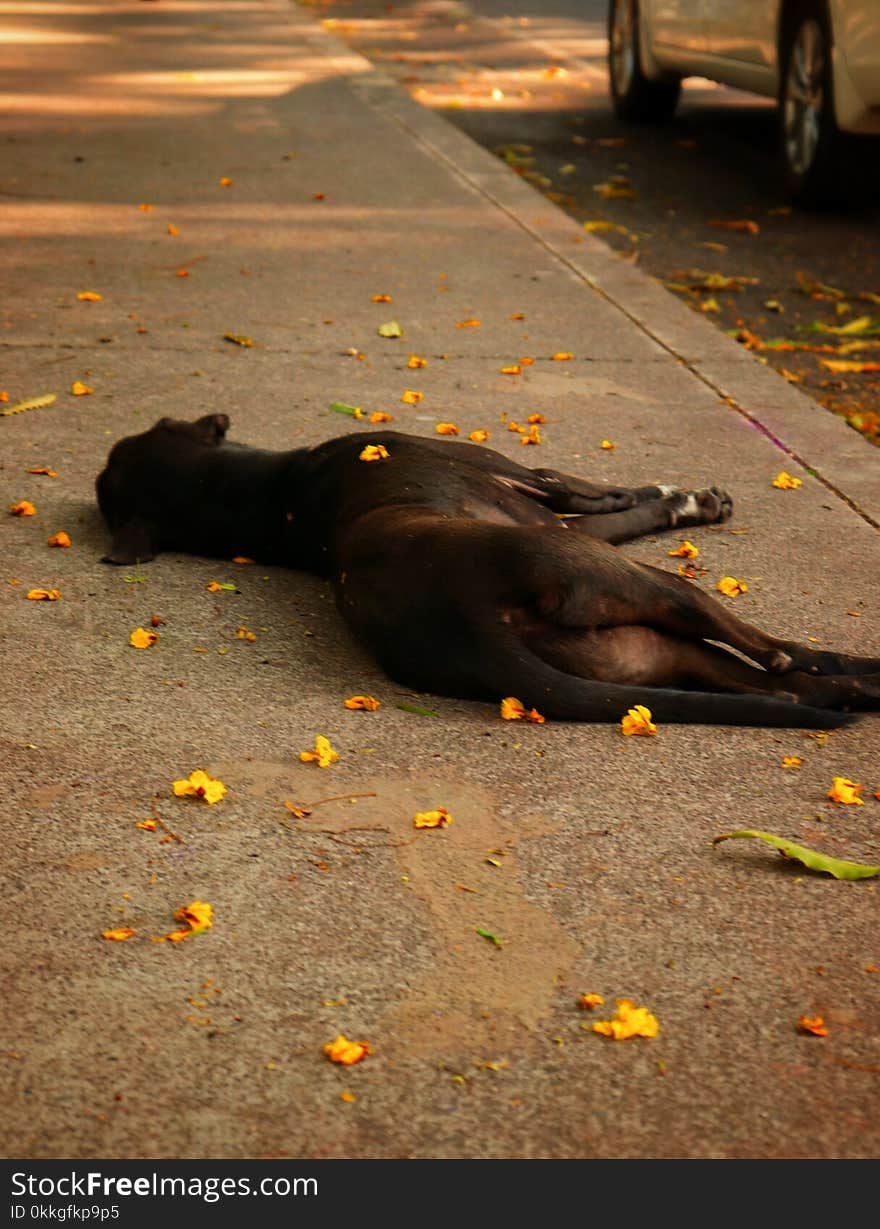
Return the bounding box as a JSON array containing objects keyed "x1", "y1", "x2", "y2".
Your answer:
[{"x1": 1, "y1": 0, "x2": 878, "y2": 1161}]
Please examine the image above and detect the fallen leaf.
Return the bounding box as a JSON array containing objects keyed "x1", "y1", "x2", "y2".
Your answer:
[
  {"x1": 667, "y1": 541, "x2": 699, "y2": 558},
  {"x1": 330, "y1": 401, "x2": 365, "y2": 418},
  {"x1": 764, "y1": 300, "x2": 784, "y2": 313},
  {"x1": 70, "y1": 381, "x2": 94, "y2": 396},
  {"x1": 500, "y1": 697, "x2": 545, "y2": 723},
  {"x1": 796, "y1": 272, "x2": 844, "y2": 300},
  {"x1": 173, "y1": 770, "x2": 227, "y2": 804},
  {"x1": 435, "y1": 422, "x2": 459, "y2": 435},
  {"x1": 324, "y1": 1035, "x2": 371, "y2": 1065},
  {"x1": 26, "y1": 589, "x2": 61, "y2": 601},
  {"x1": 772, "y1": 471, "x2": 802, "y2": 489},
  {"x1": 700, "y1": 297, "x2": 721, "y2": 313},
  {"x1": 592, "y1": 999, "x2": 659, "y2": 1039},
  {"x1": 716, "y1": 576, "x2": 748, "y2": 597},
  {"x1": 378, "y1": 321, "x2": 402, "y2": 338},
  {"x1": 712, "y1": 829, "x2": 879, "y2": 879},
  {"x1": 797, "y1": 1015, "x2": 828, "y2": 1037},
  {"x1": 395, "y1": 702, "x2": 440, "y2": 717},
  {"x1": 414, "y1": 808, "x2": 452, "y2": 829},
  {"x1": 476, "y1": 927, "x2": 503, "y2": 947},
  {"x1": 130, "y1": 627, "x2": 159, "y2": 649},
  {"x1": 344, "y1": 695, "x2": 380, "y2": 711},
  {"x1": 620, "y1": 705, "x2": 656, "y2": 736},
  {"x1": 223, "y1": 333, "x2": 256, "y2": 347},
  {"x1": 10, "y1": 501, "x2": 36, "y2": 517},
  {"x1": 299, "y1": 735, "x2": 339, "y2": 768},
  {"x1": 206, "y1": 581, "x2": 238, "y2": 592},
  {"x1": 827, "y1": 776, "x2": 864, "y2": 805},
  {"x1": 359, "y1": 444, "x2": 389, "y2": 462},
  {"x1": 102, "y1": 928, "x2": 136, "y2": 941},
  {"x1": 401, "y1": 390, "x2": 423, "y2": 404}
]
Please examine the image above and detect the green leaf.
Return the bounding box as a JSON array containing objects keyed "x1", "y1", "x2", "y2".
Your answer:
[
  {"x1": 329, "y1": 401, "x2": 364, "y2": 417},
  {"x1": 0, "y1": 392, "x2": 56, "y2": 417},
  {"x1": 712, "y1": 830, "x2": 880, "y2": 880},
  {"x1": 476, "y1": 927, "x2": 502, "y2": 947},
  {"x1": 395, "y1": 702, "x2": 440, "y2": 717},
  {"x1": 377, "y1": 320, "x2": 402, "y2": 338}
]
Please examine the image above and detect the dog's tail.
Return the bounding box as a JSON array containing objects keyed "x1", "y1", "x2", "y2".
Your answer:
[{"x1": 475, "y1": 641, "x2": 854, "y2": 729}]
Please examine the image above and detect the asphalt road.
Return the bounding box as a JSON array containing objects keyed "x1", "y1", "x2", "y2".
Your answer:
[{"x1": 313, "y1": 0, "x2": 880, "y2": 445}]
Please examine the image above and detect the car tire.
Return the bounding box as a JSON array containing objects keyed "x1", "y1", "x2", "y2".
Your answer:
[
  {"x1": 779, "y1": 4, "x2": 844, "y2": 206},
  {"x1": 608, "y1": 0, "x2": 680, "y2": 123}
]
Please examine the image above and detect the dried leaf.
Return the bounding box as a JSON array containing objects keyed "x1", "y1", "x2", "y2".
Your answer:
[
  {"x1": 712, "y1": 830, "x2": 879, "y2": 880},
  {"x1": 819, "y1": 359, "x2": 880, "y2": 374},
  {"x1": 593, "y1": 179, "x2": 636, "y2": 200},
  {"x1": 27, "y1": 467, "x2": 57, "y2": 477}
]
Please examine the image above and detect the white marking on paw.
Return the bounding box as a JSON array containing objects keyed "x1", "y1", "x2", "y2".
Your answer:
[{"x1": 656, "y1": 484, "x2": 679, "y2": 498}]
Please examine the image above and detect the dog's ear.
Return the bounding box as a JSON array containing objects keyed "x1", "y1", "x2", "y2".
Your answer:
[
  {"x1": 101, "y1": 518, "x2": 156, "y2": 565},
  {"x1": 196, "y1": 413, "x2": 230, "y2": 442}
]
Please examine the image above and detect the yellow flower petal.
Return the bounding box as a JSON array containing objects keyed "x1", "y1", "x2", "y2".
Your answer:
[
  {"x1": 552, "y1": 351, "x2": 573, "y2": 361},
  {"x1": 407, "y1": 354, "x2": 427, "y2": 368},
  {"x1": 592, "y1": 998, "x2": 659, "y2": 1039},
  {"x1": 827, "y1": 776, "x2": 864, "y2": 805},
  {"x1": 173, "y1": 770, "x2": 227, "y2": 804},
  {"x1": 324, "y1": 1034, "x2": 371, "y2": 1065},
  {"x1": 716, "y1": 576, "x2": 748, "y2": 597},
  {"x1": 26, "y1": 588, "x2": 61, "y2": 601},
  {"x1": 469, "y1": 429, "x2": 490, "y2": 442},
  {"x1": 578, "y1": 993, "x2": 605, "y2": 1010},
  {"x1": 344, "y1": 695, "x2": 381, "y2": 711},
  {"x1": 772, "y1": 471, "x2": 802, "y2": 490},
  {"x1": 781, "y1": 755, "x2": 803, "y2": 769},
  {"x1": 500, "y1": 696, "x2": 545, "y2": 723},
  {"x1": 620, "y1": 705, "x2": 657, "y2": 736},
  {"x1": 299, "y1": 735, "x2": 339, "y2": 768},
  {"x1": 520, "y1": 424, "x2": 541, "y2": 445},
  {"x1": 71, "y1": 381, "x2": 94, "y2": 396},
  {"x1": 667, "y1": 540, "x2": 699, "y2": 558},
  {"x1": 130, "y1": 627, "x2": 159, "y2": 649},
  {"x1": 435, "y1": 422, "x2": 459, "y2": 435},
  {"x1": 369, "y1": 411, "x2": 394, "y2": 423},
  {"x1": 401, "y1": 390, "x2": 423, "y2": 404},
  {"x1": 600, "y1": 439, "x2": 615, "y2": 450},
  {"x1": 77, "y1": 291, "x2": 103, "y2": 301},
  {"x1": 10, "y1": 500, "x2": 36, "y2": 517},
  {"x1": 413, "y1": 807, "x2": 452, "y2": 829},
  {"x1": 359, "y1": 444, "x2": 390, "y2": 462},
  {"x1": 102, "y1": 927, "x2": 136, "y2": 941}
]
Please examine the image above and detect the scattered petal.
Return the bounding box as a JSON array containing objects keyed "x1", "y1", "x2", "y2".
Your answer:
[
  {"x1": 407, "y1": 354, "x2": 426, "y2": 368},
  {"x1": 155, "y1": 900, "x2": 215, "y2": 942},
  {"x1": 593, "y1": 179, "x2": 636, "y2": 200},
  {"x1": 102, "y1": 928, "x2": 136, "y2": 941},
  {"x1": 218, "y1": 177, "x2": 233, "y2": 186},
  {"x1": 10, "y1": 500, "x2": 36, "y2": 517},
  {"x1": 781, "y1": 756, "x2": 803, "y2": 769},
  {"x1": 716, "y1": 576, "x2": 748, "y2": 597},
  {"x1": 527, "y1": 413, "x2": 545, "y2": 425},
  {"x1": 592, "y1": 999, "x2": 659, "y2": 1039},
  {"x1": 600, "y1": 439, "x2": 615, "y2": 450},
  {"x1": 130, "y1": 627, "x2": 159, "y2": 649},
  {"x1": 828, "y1": 776, "x2": 864, "y2": 805},
  {"x1": 299, "y1": 735, "x2": 339, "y2": 768},
  {"x1": 371, "y1": 293, "x2": 392, "y2": 302},
  {"x1": 175, "y1": 269, "x2": 190, "y2": 278},
  {"x1": 138, "y1": 203, "x2": 153, "y2": 212},
  {"x1": 27, "y1": 467, "x2": 57, "y2": 477},
  {"x1": 359, "y1": 444, "x2": 390, "y2": 462},
  {"x1": 501, "y1": 365, "x2": 522, "y2": 375},
  {"x1": 26, "y1": 589, "x2": 61, "y2": 601},
  {"x1": 77, "y1": 291, "x2": 103, "y2": 301},
  {"x1": 236, "y1": 626, "x2": 257, "y2": 641},
  {"x1": 469, "y1": 429, "x2": 490, "y2": 442},
  {"x1": 71, "y1": 381, "x2": 94, "y2": 396},
  {"x1": 135, "y1": 819, "x2": 157, "y2": 831},
  {"x1": 710, "y1": 218, "x2": 760, "y2": 235},
  {"x1": 167, "y1": 224, "x2": 179, "y2": 236},
  {"x1": 345, "y1": 695, "x2": 380, "y2": 711},
  {"x1": 797, "y1": 1015, "x2": 828, "y2": 1037},
  {"x1": 551, "y1": 351, "x2": 573, "y2": 361},
  {"x1": 819, "y1": 359, "x2": 880, "y2": 374},
  {"x1": 667, "y1": 540, "x2": 699, "y2": 558},
  {"x1": 378, "y1": 320, "x2": 402, "y2": 338},
  {"x1": 47, "y1": 531, "x2": 71, "y2": 548},
  {"x1": 173, "y1": 770, "x2": 227, "y2": 805},
  {"x1": 206, "y1": 581, "x2": 238, "y2": 592},
  {"x1": 772, "y1": 471, "x2": 802, "y2": 489},
  {"x1": 369, "y1": 411, "x2": 394, "y2": 423},
  {"x1": 520, "y1": 424, "x2": 541, "y2": 445},
  {"x1": 700, "y1": 297, "x2": 721, "y2": 313},
  {"x1": 401, "y1": 390, "x2": 423, "y2": 404},
  {"x1": 578, "y1": 993, "x2": 605, "y2": 1010},
  {"x1": 324, "y1": 1035, "x2": 371, "y2": 1065},
  {"x1": 223, "y1": 333, "x2": 256, "y2": 347},
  {"x1": 455, "y1": 319, "x2": 481, "y2": 328},
  {"x1": 340, "y1": 1091, "x2": 357, "y2": 1103},
  {"x1": 621, "y1": 705, "x2": 656, "y2": 737},
  {"x1": 435, "y1": 422, "x2": 459, "y2": 435},
  {"x1": 500, "y1": 697, "x2": 545, "y2": 723},
  {"x1": 414, "y1": 807, "x2": 453, "y2": 829}
]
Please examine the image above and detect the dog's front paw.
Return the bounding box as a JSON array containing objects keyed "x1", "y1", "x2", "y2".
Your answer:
[{"x1": 666, "y1": 486, "x2": 732, "y2": 528}]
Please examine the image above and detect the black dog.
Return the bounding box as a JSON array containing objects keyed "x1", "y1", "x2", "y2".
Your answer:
[{"x1": 96, "y1": 413, "x2": 880, "y2": 728}]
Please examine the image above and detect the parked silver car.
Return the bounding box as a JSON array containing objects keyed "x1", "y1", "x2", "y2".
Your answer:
[{"x1": 607, "y1": 1, "x2": 880, "y2": 204}]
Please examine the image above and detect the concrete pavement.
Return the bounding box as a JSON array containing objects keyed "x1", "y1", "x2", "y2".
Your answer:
[{"x1": 1, "y1": 0, "x2": 878, "y2": 1161}]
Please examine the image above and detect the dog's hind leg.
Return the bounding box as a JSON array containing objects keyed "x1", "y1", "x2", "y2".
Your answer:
[{"x1": 560, "y1": 486, "x2": 732, "y2": 543}]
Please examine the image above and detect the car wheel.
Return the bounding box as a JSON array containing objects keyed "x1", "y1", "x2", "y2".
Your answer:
[
  {"x1": 608, "y1": 0, "x2": 680, "y2": 122},
  {"x1": 779, "y1": 6, "x2": 843, "y2": 205}
]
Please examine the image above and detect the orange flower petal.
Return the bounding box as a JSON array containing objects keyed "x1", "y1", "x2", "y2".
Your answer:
[
  {"x1": 827, "y1": 776, "x2": 864, "y2": 805},
  {"x1": 401, "y1": 390, "x2": 423, "y2": 404},
  {"x1": 130, "y1": 627, "x2": 159, "y2": 649},
  {"x1": 667, "y1": 541, "x2": 699, "y2": 559},
  {"x1": 71, "y1": 381, "x2": 94, "y2": 395},
  {"x1": 716, "y1": 576, "x2": 748, "y2": 597},
  {"x1": 797, "y1": 1015, "x2": 828, "y2": 1037},
  {"x1": 592, "y1": 998, "x2": 659, "y2": 1039},
  {"x1": 359, "y1": 444, "x2": 390, "y2": 462},
  {"x1": 102, "y1": 927, "x2": 136, "y2": 941},
  {"x1": 414, "y1": 807, "x2": 452, "y2": 828},
  {"x1": 469, "y1": 429, "x2": 490, "y2": 442},
  {"x1": 77, "y1": 291, "x2": 103, "y2": 301},
  {"x1": 621, "y1": 705, "x2": 657, "y2": 736},
  {"x1": 10, "y1": 500, "x2": 36, "y2": 517},
  {"x1": 324, "y1": 1034, "x2": 371, "y2": 1065},
  {"x1": 344, "y1": 695, "x2": 381, "y2": 711},
  {"x1": 26, "y1": 588, "x2": 61, "y2": 601},
  {"x1": 435, "y1": 422, "x2": 459, "y2": 435}
]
